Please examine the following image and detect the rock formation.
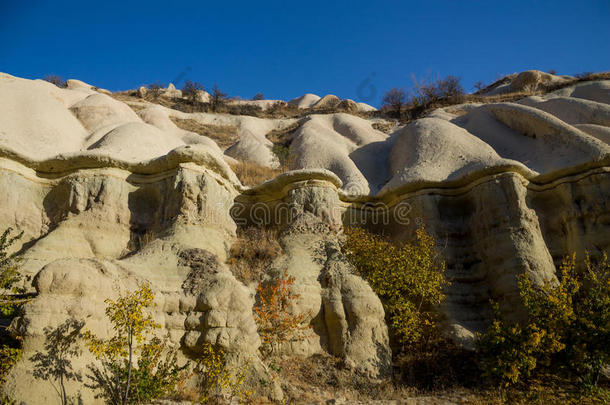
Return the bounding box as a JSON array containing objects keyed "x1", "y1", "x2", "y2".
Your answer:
[{"x1": 0, "y1": 71, "x2": 608, "y2": 403}]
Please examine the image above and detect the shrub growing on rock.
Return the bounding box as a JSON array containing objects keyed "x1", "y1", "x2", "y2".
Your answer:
[
  {"x1": 342, "y1": 227, "x2": 447, "y2": 347},
  {"x1": 210, "y1": 84, "x2": 227, "y2": 112},
  {"x1": 382, "y1": 88, "x2": 407, "y2": 119},
  {"x1": 0, "y1": 337, "x2": 21, "y2": 389},
  {"x1": 253, "y1": 272, "x2": 311, "y2": 357},
  {"x1": 196, "y1": 343, "x2": 252, "y2": 403},
  {"x1": 0, "y1": 227, "x2": 24, "y2": 316},
  {"x1": 412, "y1": 75, "x2": 464, "y2": 107},
  {"x1": 43, "y1": 74, "x2": 67, "y2": 88},
  {"x1": 83, "y1": 284, "x2": 188, "y2": 404},
  {"x1": 0, "y1": 227, "x2": 24, "y2": 403},
  {"x1": 227, "y1": 227, "x2": 283, "y2": 284},
  {"x1": 181, "y1": 80, "x2": 205, "y2": 104},
  {"x1": 146, "y1": 82, "x2": 164, "y2": 101},
  {"x1": 477, "y1": 252, "x2": 610, "y2": 388}
]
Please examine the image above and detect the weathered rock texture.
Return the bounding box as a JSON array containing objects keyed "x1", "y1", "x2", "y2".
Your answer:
[{"x1": 0, "y1": 72, "x2": 609, "y2": 403}]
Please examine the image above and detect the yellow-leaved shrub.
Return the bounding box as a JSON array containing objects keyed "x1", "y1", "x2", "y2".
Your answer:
[
  {"x1": 477, "y1": 252, "x2": 610, "y2": 388},
  {"x1": 196, "y1": 343, "x2": 252, "y2": 403},
  {"x1": 342, "y1": 227, "x2": 448, "y2": 347}
]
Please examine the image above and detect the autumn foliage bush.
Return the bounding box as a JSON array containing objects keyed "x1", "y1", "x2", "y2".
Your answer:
[
  {"x1": 340, "y1": 226, "x2": 461, "y2": 388},
  {"x1": 196, "y1": 343, "x2": 252, "y2": 403},
  {"x1": 477, "y1": 252, "x2": 610, "y2": 388},
  {"x1": 342, "y1": 227, "x2": 447, "y2": 348},
  {"x1": 253, "y1": 272, "x2": 311, "y2": 357},
  {"x1": 83, "y1": 284, "x2": 188, "y2": 404}
]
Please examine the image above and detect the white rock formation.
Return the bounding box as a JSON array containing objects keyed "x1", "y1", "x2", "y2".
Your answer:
[
  {"x1": 288, "y1": 93, "x2": 321, "y2": 108},
  {"x1": 288, "y1": 93, "x2": 377, "y2": 112},
  {"x1": 0, "y1": 71, "x2": 609, "y2": 403},
  {"x1": 479, "y1": 70, "x2": 575, "y2": 96}
]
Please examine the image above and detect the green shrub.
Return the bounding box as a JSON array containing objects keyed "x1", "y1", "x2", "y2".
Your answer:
[
  {"x1": 476, "y1": 302, "x2": 563, "y2": 387},
  {"x1": 342, "y1": 227, "x2": 447, "y2": 347},
  {"x1": 130, "y1": 338, "x2": 188, "y2": 401},
  {"x1": 477, "y1": 252, "x2": 610, "y2": 388},
  {"x1": 271, "y1": 144, "x2": 290, "y2": 168}
]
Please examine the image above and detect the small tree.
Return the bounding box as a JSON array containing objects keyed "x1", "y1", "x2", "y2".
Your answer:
[
  {"x1": 210, "y1": 84, "x2": 227, "y2": 112},
  {"x1": 437, "y1": 75, "x2": 464, "y2": 102},
  {"x1": 43, "y1": 74, "x2": 66, "y2": 88},
  {"x1": 382, "y1": 88, "x2": 407, "y2": 119},
  {"x1": 473, "y1": 81, "x2": 486, "y2": 92},
  {"x1": 253, "y1": 272, "x2": 311, "y2": 357},
  {"x1": 252, "y1": 93, "x2": 265, "y2": 101},
  {"x1": 182, "y1": 80, "x2": 205, "y2": 104},
  {"x1": 83, "y1": 284, "x2": 162, "y2": 405},
  {"x1": 412, "y1": 75, "x2": 464, "y2": 106},
  {"x1": 147, "y1": 82, "x2": 164, "y2": 101}
]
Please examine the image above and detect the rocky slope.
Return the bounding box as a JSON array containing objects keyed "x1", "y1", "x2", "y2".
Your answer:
[{"x1": 0, "y1": 71, "x2": 609, "y2": 403}]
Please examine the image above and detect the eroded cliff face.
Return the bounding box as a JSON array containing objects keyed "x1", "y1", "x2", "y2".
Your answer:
[
  {"x1": 1, "y1": 73, "x2": 609, "y2": 403},
  {"x1": 0, "y1": 161, "x2": 393, "y2": 403},
  {"x1": 235, "y1": 164, "x2": 610, "y2": 349}
]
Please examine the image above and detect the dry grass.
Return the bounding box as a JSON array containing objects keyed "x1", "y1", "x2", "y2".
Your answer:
[
  {"x1": 170, "y1": 117, "x2": 238, "y2": 148},
  {"x1": 110, "y1": 91, "x2": 176, "y2": 109},
  {"x1": 272, "y1": 353, "x2": 474, "y2": 404},
  {"x1": 372, "y1": 121, "x2": 397, "y2": 134},
  {"x1": 464, "y1": 90, "x2": 544, "y2": 104},
  {"x1": 226, "y1": 226, "x2": 282, "y2": 284},
  {"x1": 265, "y1": 122, "x2": 301, "y2": 145},
  {"x1": 271, "y1": 354, "x2": 608, "y2": 404},
  {"x1": 273, "y1": 353, "x2": 385, "y2": 402},
  {"x1": 229, "y1": 161, "x2": 283, "y2": 187}
]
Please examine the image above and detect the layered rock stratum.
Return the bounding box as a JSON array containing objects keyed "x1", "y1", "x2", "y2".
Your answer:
[{"x1": 0, "y1": 71, "x2": 609, "y2": 403}]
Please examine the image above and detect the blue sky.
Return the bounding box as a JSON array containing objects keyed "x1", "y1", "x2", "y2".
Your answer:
[{"x1": 1, "y1": 0, "x2": 608, "y2": 106}]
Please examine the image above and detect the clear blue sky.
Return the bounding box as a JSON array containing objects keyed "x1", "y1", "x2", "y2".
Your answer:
[{"x1": 1, "y1": 0, "x2": 608, "y2": 106}]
